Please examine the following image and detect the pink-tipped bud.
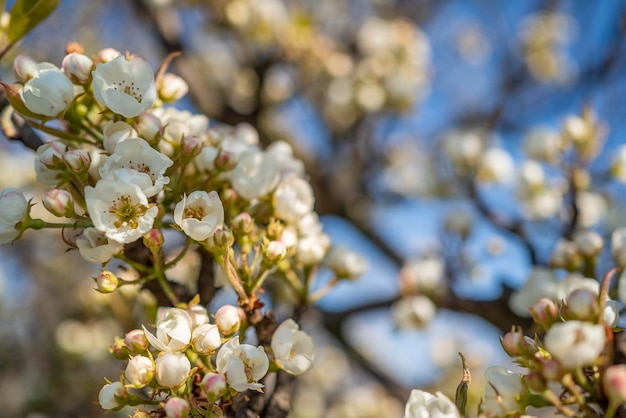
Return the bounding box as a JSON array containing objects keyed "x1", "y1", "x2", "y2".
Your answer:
[
  {"x1": 542, "y1": 359, "x2": 564, "y2": 382},
  {"x1": 265, "y1": 240, "x2": 287, "y2": 262},
  {"x1": 214, "y1": 150, "x2": 237, "y2": 172},
  {"x1": 97, "y1": 47, "x2": 121, "y2": 63},
  {"x1": 209, "y1": 228, "x2": 234, "y2": 250},
  {"x1": 182, "y1": 135, "x2": 202, "y2": 157},
  {"x1": 143, "y1": 229, "x2": 164, "y2": 253},
  {"x1": 604, "y1": 364, "x2": 626, "y2": 403},
  {"x1": 164, "y1": 397, "x2": 190, "y2": 418},
  {"x1": 43, "y1": 189, "x2": 74, "y2": 217},
  {"x1": 37, "y1": 141, "x2": 67, "y2": 168},
  {"x1": 124, "y1": 329, "x2": 149, "y2": 354},
  {"x1": 529, "y1": 298, "x2": 559, "y2": 328},
  {"x1": 233, "y1": 212, "x2": 253, "y2": 234},
  {"x1": 63, "y1": 149, "x2": 91, "y2": 173},
  {"x1": 220, "y1": 188, "x2": 237, "y2": 206},
  {"x1": 136, "y1": 113, "x2": 163, "y2": 143},
  {"x1": 13, "y1": 54, "x2": 38, "y2": 83},
  {"x1": 201, "y1": 372, "x2": 227, "y2": 401},
  {"x1": 96, "y1": 270, "x2": 118, "y2": 293},
  {"x1": 562, "y1": 288, "x2": 599, "y2": 321},
  {"x1": 158, "y1": 73, "x2": 189, "y2": 103},
  {"x1": 109, "y1": 336, "x2": 130, "y2": 360},
  {"x1": 215, "y1": 305, "x2": 241, "y2": 336},
  {"x1": 501, "y1": 328, "x2": 525, "y2": 357},
  {"x1": 62, "y1": 52, "x2": 93, "y2": 84}
]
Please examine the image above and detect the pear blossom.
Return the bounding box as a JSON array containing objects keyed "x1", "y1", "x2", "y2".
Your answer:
[
  {"x1": 143, "y1": 307, "x2": 193, "y2": 352},
  {"x1": 13, "y1": 54, "x2": 39, "y2": 82},
  {"x1": 201, "y1": 372, "x2": 227, "y2": 400},
  {"x1": 174, "y1": 191, "x2": 224, "y2": 241},
  {"x1": 604, "y1": 365, "x2": 626, "y2": 404},
  {"x1": 273, "y1": 175, "x2": 315, "y2": 223},
  {"x1": 191, "y1": 323, "x2": 221, "y2": 354},
  {"x1": 0, "y1": 188, "x2": 28, "y2": 244},
  {"x1": 509, "y1": 268, "x2": 559, "y2": 317},
  {"x1": 76, "y1": 227, "x2": 124, "y2": 263},
  {"x1": 477, "y1": 147, "x2": 515, "y2": 183},
  {"x1": 157, "y1": 73, "x2": 189, "y2": 102},
  {"x1": 85, "y1": 179, "x2": 158, "y2": 244},
  {"x1": 271, "y1": 319, "x2": 315, "y2": 375},
  {"x1": 96, "y1": 270, "x2": 118, "y2": 293},
  {"x1": 98, "y1": 381, "x2": 126, "y2": 410},
  {"x1": 523, "y1": 127, "x2": 562, "y2": 163},
  {"x1": 230, "y1": 150, "x2": 280, "y2": 200},
  {"x1": 325, "y1": 246, "x2": 368, "y2": 280},
  {"x1": 216, "y1": 338, "x2": 269, "y2": 392},
  {"x1": 544, "y1": 321, "x2": 605, "y2": 369},
  {"x1": 266, "y1": 141, "x2": 305, "y2": 177},
  {"x1": 480, "y1": 367, "x2": 524, "y2": 417},
  {"x1": 214, "y1": 305, "x2": 240, "y2": 336},
  {"x1": 164, "y1": 397, "x2": 190, "y2": 418},
  {"x1": 399, "y1": 257, "x2": 445, "y2": 295},
  {"x1": 392, "y1": 295, "x2": 437, "y2": 329},
  {"x1": 92, "y1": 55, "x2": 156, "y2": 118},
  {"x1": 102, "y1": 121, "x2": 137, "y2": 153},
  {"x1": 21, "y1": 63, "x2": 74, "y2": 117},
  {"x1": 155, "y1": 352, "x2": 191, "y2": 388},
  {"x1": 99, "y1": 138, "x2": 173, "y2": 197},
  {"x1": 403, "y1": 389, "x2": 460, "y2": 418},
  {"x1": 296, "y1": 232, "x2": 331, "y2": 265},
  {"x1": 62, "y1": 52, "x2": 94, "y2": 84},
  {"x1": 43, "y1": 188, "x2": 73, "y2": 217},
  {"x1": 125, "y1": 355, "x2": 155, "y2": 388}
]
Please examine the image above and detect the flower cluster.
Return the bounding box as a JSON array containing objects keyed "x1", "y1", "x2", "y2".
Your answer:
[{"x1": 1, "y1": 43, "x2": 361, "y2": 417}]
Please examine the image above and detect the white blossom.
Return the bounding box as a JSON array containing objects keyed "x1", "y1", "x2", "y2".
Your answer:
[
  {"x1": 155, "y1": 352, "x2": 191, "y2": 388},
  {"x1": 92, "y1": 55, "x2": 156, "y2": 118},
  {"x1": 273, "y1": 175, "x2": 314, "y2": 223},
  {"x1": 124, "y1": 355, "x2": 155, "y2": 388},
  {"x1": 230, "y1": 150, "x2": 280, "y2": 200},
  {"x1": 98, "y1": 381, "x2": 126, "y2": 410},
  {"x1": 265, "y1": 141, "x2": 305, "y2": 177},
  {"x1": 99, "y1": 138, "x2": 172, "y2": 198},
  {"x1": 325, "y1": 246, "x2": 368, "y2": 280},
  {"x1": 85, "y1": 179, "x2": 158, "y2": 244},
  {"x1": 174, "y1": 191, "x2": 224, "y2": 241},
  {"x1": 544, "y1": 320, "x2": 605, "y2": 369},
  {"x1": 143, "y1": 307, "x2": 194, "y2": 353},
  {"x1": 0, "y1": 188, "x2": 28, "y2": 244},
  {"x1": 403, "y1": 389, "x2": 460, "y2": 418},
  {"x1": 102, "y1": 121, "x2": 137, "y2": 153},
  {"x1": 271, "y1": 319, "x2": 315, "y2": 376},
  {"x1": 509, "y1": 268, "x2": 559, "y2": 317},
  {"x1": 21, "y1": 63, "x2": 74, "y2": 117},
  {"x1": 216, "y1": 338, "x2": 269, "y2": 392},
  {"x1": 191, "y1": 323, "x2": 221, "y2": 354},
  {"x1": 399, "y1": 257, "x2": 445, "y2": 295},
  {"x1": 480, "y1": 367, "x2": 523, "y2": 417},
  {"x1": 214, "y1": 305, "x2": 241, "y2": 336},
  {"x1": 76, "y1": 227, "x2": 123, "y2": 263},
  {"x1": 477, "y1": 147, "x2": 515, "y2": 183},
  {"x1": 296, "y1": 232, "x2": 331, "y2": 265},
  {"x1": 392, "y1": 295, "x2": 437, "y2": 329}
]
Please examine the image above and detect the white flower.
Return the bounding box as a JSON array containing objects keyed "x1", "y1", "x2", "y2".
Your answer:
[
  {"x1": 443, "y1": 129, "x2": 484, "y2": 169},
  {"x1": 399, "y1": 257, "x2": 445, "y2": 295},
  {"x1": 392, "y1": 295, "x2": 437, "y2": 329},
  {"x1": 273, "y1": 175, "x2": 314, "y2": 223},
  {"x1": 271, "y1": 319, "x2": 314, "y2": 376},
  {"x1": 21, "y1": 64, "x2": 74, "y2": 117},
  {"x1": 0, "y1": 188, "x2": 28, "y2": 244},
  {"x1": 480, "y1": 367, "x2": 523, "y2": 417},
  {"x1": 215, "y1": 305, "x2": 241, "y2": 336},
  {"x1": 76, "y1": 227, "x2": 124, "y2": 263},
  {"x1": 230, "y1": 150, "x2": 280, "y2": 200},
  {"x1": 216, "y1": 338, "x2": 269, "y2": 392},
  {"x1": 524, "y1": 127, "x2": 562, "y2": 163},
  {"x1": 265, "y1": 141, "x2": 305, "y2": 177},
  {"x1": 325, "y1": 246, "x2": 368, "y2": 280},
  {"x1": 403, "y1": 389, "x2": 460, "y2": 418},
  {"x1": 98, "y1": 381, "x2": 126, "y2": 410},
  {"x1": 85, "y1": 179, "x2": 158, "y2": 244},
  {"x1": 92, "y1": 55, "x2": 156, "y2": 118},
  {"x1": 555, "y1": 274, "x2": 599, "y2": 301},
  {"x1": 191, "y1": 323, "x2": 221, "y2": 354},
  {"x1": 296, "y1": 232, "x2": 331, "y2": 265},
  {"x1": 544, "y1": 320, "x2": 605, "y2": 369},
  {"x1": 477, "y1": 147, "x2": 515, "y2": 183},
  {"x1": 144, "y1": 307, "x2": 193, "y2": 352},
  {"x1": 99, "y1": 138, "x2": 173, "y2": 198},
  {"x1": 155, "y1": 352, "x2": 191, "y2": 388},
  {"x1": 174, "y1": 191, "x2": 224, "y2": 241},
  {"x1": 102, "y1": 121, "x2": 137, "y2": 153},
  {"x1": 125, "y1": 355, "x2": 155, "y2": 388},
  {"x1": 509, "y1": 268, "x2": 559, "y2": 317}
]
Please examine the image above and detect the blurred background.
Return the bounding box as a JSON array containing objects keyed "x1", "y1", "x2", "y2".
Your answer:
[{"x1": 1, "y1": 0, "x2": 626, "y2": 417}]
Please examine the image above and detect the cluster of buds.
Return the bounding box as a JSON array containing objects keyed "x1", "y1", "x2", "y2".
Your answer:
[{"x1": 0, "y1": 43, "x2": 365, "y2": 416}]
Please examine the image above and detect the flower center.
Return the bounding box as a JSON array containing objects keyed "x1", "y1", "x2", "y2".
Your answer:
[
  {"x1": 111, "y1": 79, "x2": 144, "y2": 103},
  {"x1": 184, "y1": 204, "x2": 206, "y2": 220},
  {"x1": 108, "y1": 194, "x2": 148, "y2": 229}
]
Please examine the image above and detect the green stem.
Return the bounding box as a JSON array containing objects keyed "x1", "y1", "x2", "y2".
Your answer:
[
  {"x1": 152, "y1": 248, "x2": 180, "y2": 306},
  {"x1": 308, "y1": 276, "x2": 339, "y2": 303},
  {"x1": 222, "y1": 253, "x2": 249, "y2": 304},
  {"x1": 25, "y1": 218, "x2": 92, "y2": 230}
]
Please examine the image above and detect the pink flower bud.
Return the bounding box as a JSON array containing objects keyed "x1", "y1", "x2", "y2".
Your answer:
[
  {"x1": 164, "y1": 397, "x2": 190, "y2": 418},
  {"x1": 500, "y1": 328, "x2": 525, "y2": 357},
  {"x1": 143, "y1": 229, "x2": 164, "y2": 252},
  {"x1": 529, "y1": 298, "x2": 559, "y2": 327},
  {"x1": 158, "y1": 73, "x2": 189, "y2": 102},
  {"x1": 125, "y1": 355, "x2": 155, "y2": 388},
  {"x1": 13, "y1": 54, "x2": 38, "y2": 83},
  {"x1": 182, "y1": 135, "x2": 202, "y2": 157},
  {"x1": 124, "y1": 329, "x2": 149, "y2": 354},
  {"x1": 109, "y1": 336, "x2": 130, "y2": 360},
  {"x1": 604, "y1": 365, "x2": 626, "y2": 403},
  {"x1": 214, "y1": 150, "x2": 237, "y2": 171},
  {"x1": 215, "y1": 305, "x2": 241, "y2": 336},
  {"x1": 96, "y1": 270, "x2": 118, "y2": 293},
  {"x1": 37, "y1": 141, "x2": 67, "y2": 168},
  {"x1": 97, "y1": 47, "x2": 121, "y2": 63},
  {"x1": 233, "y1": 212, "x2": 253, "y2": 233},
  {"x1": 62, "y1": 52, "x2": 93, "y2": 84},
  {"x1": 201, "y1": 372, "x2": 227, "y2": 401},
  {"x1": 63, "y1": 149, "x2": 91, "y2": 173},
  {"x1": 265, "y1": 240, "x2": 287, "y2": 262},
  {"x1": 43, "y1": 189, "x2": 73, "y2": 217}
]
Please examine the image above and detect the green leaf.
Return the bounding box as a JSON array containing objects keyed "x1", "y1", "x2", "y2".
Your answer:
[
  {"x1": 1, "y1": 82, "x2": 46, "y2": 119},
  {"x1": 8, "y1": 0, "x2": 59, "y2": 42},
  {"x1": 455, "y1": 352, "x2": 471, "y2": 417}
]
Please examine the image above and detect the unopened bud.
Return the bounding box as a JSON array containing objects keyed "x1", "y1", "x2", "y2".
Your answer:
[
  {"x1": 233, "y1": 212, "x2": 253, "y2": 234},
  {"x1": 266, "y1": 218, "x2": 284, "y2": 240},
  {"x1": 96, "y1": 270, "x2": 118, "y2": 293},
  {"x1": 542, "y1": 359, "x2": 564, "y2": 382},
  {"x1": 164, "y1": 397, "x2": 190, "y2": 418},
  {"x1": 136, "y1": 113, "x2": 163, "y2": 143},
  {"x1": 214, "y1": 150, "x2": 237, "y2": 172},
  {"x1": 549, "y1": 239, "x2": 582, "y2": 270},
  {"x1": 220, "y1": 188, "x2": 237, "y2": 206},
  {"x1": 214, "y1": 305, "x2": 241, "y2": 336},
  {"x1": 182, "y1": 135, "x2": 202, "y2": 157},
  {"x1": 109, "y1": 336, "x2": 130, "y2": 360},
  {"x1": 574, "y1": 230, "x2": 603, "y2": 258},
  {"x1": 562, "y1": 288, "x2": 598, "y2": 321},
  {"x1": 265, "y1": 240, "x2": 287, "y2": 262},
  {"x1": 64, "y1": 149, "x2": 91, "y2": 173},
  {"x1": 529, "y1": 298, "x2": 559, "y2": 328},
  {"x1": 201, "y1": 372, "x2": 227, "y2": 401},
  {"x1": 43, "y1": 188, "x2": 74, "y2": 217},
  {"x1": 208, "y1": 228, "x2": 234, "y2": 250},
  {"x1": 97, "y1": 47, "x2": 121, "y2": 63},
  {"x1": 158, "y1": 73, "x2": 189, "y2": 103},
  {"x1": 125, "y1": 355, "x2": 155, "y2": 388},
  {"x1": 65, "y1": 41, "x2": 84, "y2": 54},
  {"x1": 62, "y1": 52, "x2": 93, "y2": 84},
  {"x1": 13, "y1": 54, "x2": 38, "y2": 83},
  {"x1": 604, "y1": 364, "x2": 626, "y2": 403},
  {"x1": 525, "y1": 371, "x2": 547, "y2": 393},
  {"x1": 124, "y1": 329, "x2": 149, "y2": 354},
  {"x1": 143, "y1": 229, "x2": 164, "y2": 253},
  {"x1": 37, "y1": 141, "x2": 67, "y2": 168},
  {"x1": 500, "y1": 328, "x2": 525, "y2": 357}
]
